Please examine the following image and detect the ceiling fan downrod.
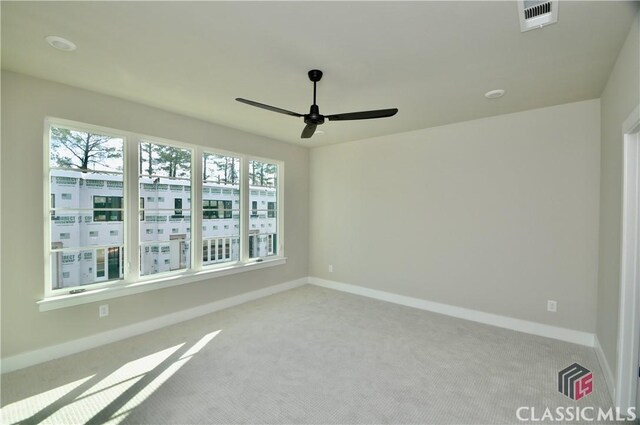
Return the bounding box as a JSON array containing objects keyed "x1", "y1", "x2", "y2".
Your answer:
[{"x1": 306, "y1": 70, "x2": 324, "y2": 127}]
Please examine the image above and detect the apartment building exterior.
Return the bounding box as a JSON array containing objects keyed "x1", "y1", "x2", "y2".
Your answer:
[{"x1": 50, "y1": 169, "x2": 277, "y2": 289}]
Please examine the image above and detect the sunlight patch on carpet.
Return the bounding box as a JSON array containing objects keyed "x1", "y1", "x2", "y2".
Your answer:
[{"x1": 1, "y1": 330, "x2": 222, "y2": 425}]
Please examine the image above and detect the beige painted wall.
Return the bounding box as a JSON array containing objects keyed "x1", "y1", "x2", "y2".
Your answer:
[
  {"x1": 2, "y1": 23, "x2": 634, "y2": 362},
  {"x1": 0, "y1": 71, "x2": 309, "y2": 358},
  {"x1": 596, "y1": 14, "x2": 640, "y2": 373},
  {"x1": 310, "y1": 99, "x2": 601, "y2": 332}
]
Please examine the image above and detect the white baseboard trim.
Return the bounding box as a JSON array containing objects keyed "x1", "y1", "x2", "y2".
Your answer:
[
  {"x1": 594, "y1": 334, "x2": 616, "y2": 403},
  {"x1": 309, "y1": 277, "x2": 595, "y2": 347},
  {"x1": 1, "y1": 278, "x2": 307, "y2": 374}
]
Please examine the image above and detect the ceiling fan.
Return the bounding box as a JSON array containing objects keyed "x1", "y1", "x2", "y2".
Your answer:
[{"x1": 236, "y1": 69, "x2": 398, "y2": 139}]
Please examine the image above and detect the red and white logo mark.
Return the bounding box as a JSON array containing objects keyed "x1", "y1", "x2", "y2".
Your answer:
[{"x1": 558, "y1": 363, "x2": 593, "y2": 400}]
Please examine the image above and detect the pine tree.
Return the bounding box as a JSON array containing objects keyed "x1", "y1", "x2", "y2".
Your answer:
[
  {"x1": 154, "y1": 145, "x2": 190, "y2": 177},
  {"x1": 140, "y1": 142, "x2": 155, "y2": 176},
  {"x1": 51, "y1": 128, "x2": 121, "y2": 171}
]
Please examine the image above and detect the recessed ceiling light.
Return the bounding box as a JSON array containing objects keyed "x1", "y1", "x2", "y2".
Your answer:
[
  {"x1": 45, "y1": 36, "x2": 77, "y2": 51},
  {"x1": 484, "y1": 89, "x2": 505, "y2": 99}
]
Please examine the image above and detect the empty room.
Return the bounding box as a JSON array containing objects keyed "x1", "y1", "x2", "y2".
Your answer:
[{"x1": 1, "y1": 1, "x2": 639, "y2": 424}]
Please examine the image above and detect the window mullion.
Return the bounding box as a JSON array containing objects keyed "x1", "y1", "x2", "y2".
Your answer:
[
  {"x1": 277, "y1": 164, "x2": 284, "y2": 257},
  {"x1": 43, "y1": 121, "x2": 53, "y2": 297},
  {"x1": 241, "y1": 156, "x2": 250, "y2": 263},
  {"x1": 193, "y1": 147, "x2": 203, "y2": 271},
  {"x1": 126, "y1": 135, "x2": 140, "y2": 281}
]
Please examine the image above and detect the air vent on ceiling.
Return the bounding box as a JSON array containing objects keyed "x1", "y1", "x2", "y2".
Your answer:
[{"x1": 517, "y1": 0, "x2": 558, "y2": 32}]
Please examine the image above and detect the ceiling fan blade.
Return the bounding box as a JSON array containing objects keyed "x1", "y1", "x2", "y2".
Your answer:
[
  {"x1": 236, "y1": 98, "x2": 303, "y2": 118},
  {"x1": 326, "y1": 108, "x2": 398, "y2": 121},
  {"x1": 301, "y1": 124, "x2": 317, "y2": 139}
]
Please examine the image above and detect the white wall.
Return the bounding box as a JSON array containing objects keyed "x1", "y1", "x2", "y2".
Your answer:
[
  {"x1": 596, "y1": 13, "x2": 640, "y2": 373},
  {"x1": 310, "y1": 99, "x2": 601, "y2": 332},
  {"x1": 0, "y1": 71, "x2": 309, "y2": 358}
]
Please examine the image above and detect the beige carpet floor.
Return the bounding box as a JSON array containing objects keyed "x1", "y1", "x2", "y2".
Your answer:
[{"x1": 1, "y1": 285, "x2": 623, "y2": 424}]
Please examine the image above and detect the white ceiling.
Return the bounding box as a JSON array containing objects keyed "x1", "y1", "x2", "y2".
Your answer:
[{"x1": 1, "y1": 1, "x2": 637, "y2": 146}]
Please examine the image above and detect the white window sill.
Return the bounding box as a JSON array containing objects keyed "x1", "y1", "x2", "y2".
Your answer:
[{"x1": 38, "y1": 257, "x2": 287, "y2": 312}]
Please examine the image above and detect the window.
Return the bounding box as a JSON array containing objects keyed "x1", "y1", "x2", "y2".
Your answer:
[
  {"x1": 203, "y1": 200, "x2": 232, "y2": 219},
  {"x1": 202, "y1": 153, "x2": 240, "y2": 266},
  {"x1": 45, "y1": 119, "x2": 283, "y2": 300},
  {"x1": 140, "y1": 141, "x2": 192, "y2": 276},
  {"x1": 249, "y1": 160, "x2": 278, "y2": 259},
  {"x1": 174, "y1": 198, "x2": 183, "y2": 218},
  {"x1": 47, "y1": 125, "x2": 124, "y2": 291},
  {"x1": 267, "y1": 235, "x2": 274, "y2": 255},
  {"x1": 203, "y1": 243, "x2": 209, "y2": 262},
  {"x1": 93, "y1": 196, "x2": 123, "y2": 222},
  {"x1": 96, "y1": 249, "x2": 105, "y2": 278},
  {"x1": 268, "y1": 202, "x2": 276, "y2": 218}
]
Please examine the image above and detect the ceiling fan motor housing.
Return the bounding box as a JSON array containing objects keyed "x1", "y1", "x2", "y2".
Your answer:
[{"x1": 305, "y1": 104, "x2": 325, "y2": 125}]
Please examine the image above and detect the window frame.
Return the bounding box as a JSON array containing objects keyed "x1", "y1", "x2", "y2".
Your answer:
[
  {"x1": 247, "y1": 158, "x2": 281, "y2": 260},
  {"x1": 42, "y1": 117, "x2": 285, "y2": 307},
  {"x1": 44, "y1": 118, "x2": 128, "y2": 298},
  {"x1": 200, "y1": 148, "x2": 284, "y2": 269},
  {"x1": 137, "y1": 137, "x2": 194, "y2": 280}
]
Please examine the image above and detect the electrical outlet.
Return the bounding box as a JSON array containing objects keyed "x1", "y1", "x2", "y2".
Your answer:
[
  {"x1": 547, "y1": 300, "x2": 557, "y2": 313},
  {"x1": 99, "y1": 304, "x2": 109, "y2": 317},
  {"x1": 328, "y1": 265, "x2": 334, "y2": 273}
]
